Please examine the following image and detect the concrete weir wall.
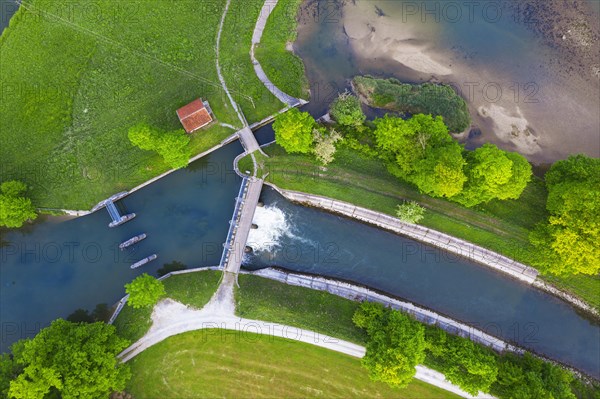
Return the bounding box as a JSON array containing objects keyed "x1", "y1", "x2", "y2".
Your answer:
[
  {"x1": 244, "y1": 268, "x2": 518, "y2": 354},
  {"x1": 266, "y1": 185, "x2": 539, "y2": 284}
]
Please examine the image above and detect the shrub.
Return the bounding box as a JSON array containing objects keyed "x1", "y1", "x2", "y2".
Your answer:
[
  {"x1": 396, "y1": 201, "x2": 425, "y2": 224},
  {"x1": 330, "y1": 91, "x2": 366, "y2": 127}
]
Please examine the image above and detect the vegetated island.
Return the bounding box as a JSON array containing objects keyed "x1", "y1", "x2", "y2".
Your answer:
[{"x1": 353, "y1": 76, "x2": 471, "y2": 133}]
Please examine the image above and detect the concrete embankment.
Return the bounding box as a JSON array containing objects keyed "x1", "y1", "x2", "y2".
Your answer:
[
  {"x1": 266, "y1": 184, "x2": 539, "y2": 284},
  {"x1": 245, "y1": 267, "x2": 515, "y2": 353}
]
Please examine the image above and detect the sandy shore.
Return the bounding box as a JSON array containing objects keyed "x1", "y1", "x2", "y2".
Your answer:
[{"x1": 332, "y1": 0, "x2": 599, "y2": 163}]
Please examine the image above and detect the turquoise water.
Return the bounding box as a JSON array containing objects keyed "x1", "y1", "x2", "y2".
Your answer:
[{"x1": 246, "y1": 187, "x2": 600, "y2": 377}]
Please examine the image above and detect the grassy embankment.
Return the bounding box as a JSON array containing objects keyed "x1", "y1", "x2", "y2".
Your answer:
[
  {"x1": 219, "y1": 0, "x2": 285, "y2": 123},
  {"x1": 254, "y1": 0, "x2": 310, "y2": 100},
  {"x1": 126, "y1": 329, "x2": 459, "y2": 399},
  {"x1": 0, "y1": 0, "x2": 286, "y2": 210},
  {"x1": 239, "y1": 144, "x2": 600, "y2": 313},
  {"x1": 113, "y1": 271, "x2": 221, "y2": 342},
  {"x1": 236, "y1": 275, "x2": 600, "y2": 399},
  {"x1": 353, "y1": 76, "x2": 471, "y2": 133}
]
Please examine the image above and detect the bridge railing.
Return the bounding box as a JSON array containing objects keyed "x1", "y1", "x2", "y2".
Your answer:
[{"x1": 219, "y1": 177, "x2": 249, "y2": 269}]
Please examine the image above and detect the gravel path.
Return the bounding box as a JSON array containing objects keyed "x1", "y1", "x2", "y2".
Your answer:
[{"x1": 118, "y1": 276, "x2": 495, "y2": 398}]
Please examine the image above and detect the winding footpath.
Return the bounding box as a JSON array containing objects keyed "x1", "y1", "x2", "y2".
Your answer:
[
  {"x1": 118, "y1": 272, "x2": 495, "y2": 399},
  {"x1": 251, "y1": 0, "x2": 307, "y2": 107}
]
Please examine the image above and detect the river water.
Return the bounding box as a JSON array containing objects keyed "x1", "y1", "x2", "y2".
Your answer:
[
  {"x1": 0, "y1": 0, "x2": 18, "y2": 33},
  {"x1": 0, "y1": 0, "x2": 599, "y2": 380},
  {"x1": 0, "y1": 142, "x2": 243, "y2": 351},
  {"x1": 294, "y1": 0, "x2": 600, "y2": 163},
  {"x1": 245, "y1": 187, "x2": 599, "y2": 377}
]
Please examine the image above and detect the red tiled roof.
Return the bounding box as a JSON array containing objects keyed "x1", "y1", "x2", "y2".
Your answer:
[{"x1": 176, "y1": 99, "x2": 213, "y2": 133}]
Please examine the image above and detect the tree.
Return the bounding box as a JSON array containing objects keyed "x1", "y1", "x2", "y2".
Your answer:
[
  {"x1": 313, "y1": 128, "x2": 342, "y2": 165},
  {"x1": 0, "y1": 180, "x2": 37, "y2": 228},
  {"x1": 373, "y1": 114, "x2": 468, "y2": 199},
  {"x1": 411, "y1": 142, "x2": 467, "y2": 198},
  {"x1": 492, "y1": 353, "x2": 576, "y2": 399},
  {"x1": 156, "y1": 130, "x2": 191, "y2": 169},
  {"x1": 8, "y1": 320, "x2": 130, "y2": 399},
  {"x1": 330, "y1": 91, "x2": 366, "y2": 126},
  {"x1": 424, "y1": 327, "x2": 498, "y2": 396},
  {"x1": 128, "y1": 123, "x2": 159, "y2": 151},
  {"x1": 273, "y1": 108, "x2": 315, "y2": 154},
  {"x1": 441, "y1": 335, "x2": 498, "y2": 395},
  {"x1": 125, "y1": 274, "x2": 166, "y2": 309},
  {"x1": 396, "y1": 201, "x2": 425, "y2": 224},
  {"x1": 353, "y1": 302, "x2": 425, "y2": 388},
  {"x1": 128, "y1": 123, "x2": 191, "y2": 169},
  {"x1": 455, "y1": 144, "x2": 532, "y2": 207},
  {"x1": 530, "y1": 155, "x2": 600, "y2": 275}
]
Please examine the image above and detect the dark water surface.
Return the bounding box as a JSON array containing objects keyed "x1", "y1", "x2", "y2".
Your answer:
[
  {"x1": 246, "y1": 188, "x2": 600, "y2": 377},
  {"x1": 0, "y1": 143, "x2": 243, "y2": 351},
  {"x1": 0, "y1": 0, "x2": 19, "y2": 33}
]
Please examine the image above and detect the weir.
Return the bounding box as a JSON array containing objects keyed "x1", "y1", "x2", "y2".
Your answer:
[{"x1": 220, "y1": 177, "x2": 264, "y2": 273}]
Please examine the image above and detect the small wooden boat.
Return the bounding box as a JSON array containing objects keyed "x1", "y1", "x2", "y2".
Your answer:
[
  {"x1": 130, "y1": 254, "x2": 157, "y2": 269},
  {"x1": 119, "y1": 233, "x2": 147, "y2": 250}
]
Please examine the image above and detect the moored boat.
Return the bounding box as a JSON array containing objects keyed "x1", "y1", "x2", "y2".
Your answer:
[
  {"x1": 119, "y1": 233, "x2": 147, "y2": 250},
  {"x1": 130, "y1": 254, "x2": 157, "y2": 269}
]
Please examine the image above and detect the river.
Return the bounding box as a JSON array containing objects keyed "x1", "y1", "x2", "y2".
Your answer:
[
  {"x1": 0, "y1": 142, "x2": 243, "y2": 352},
  {"x1": 0, "y1": 0, "x2": 599, "y2": 380},
  {"x1": 294, "y1": 0, "x2": 600, "y2": 163}
]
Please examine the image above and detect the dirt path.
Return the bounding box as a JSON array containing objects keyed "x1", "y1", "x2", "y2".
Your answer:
[{"x1": 118, "y1": 293, "x2": 494, "y2": 399}]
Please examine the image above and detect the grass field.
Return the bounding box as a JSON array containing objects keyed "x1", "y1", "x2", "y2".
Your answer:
[
  {"x1": 126, "y1": 329, "x2": 460, "y2": 399},
  {"x1": 255, "y1": 0, "x2": 310, "y2": 100},
  {"x1": 113, "y1": 270, "x2": 222, "y2": 342},
  {"x1": 236, "y1": 274, "x2": 366, "y2": 344},
  {"x1": 219, "y1": 0, "x2": 284, "y2": 123},
  {"x1": 239, "y1": 144, "x2": 600, "y2": 312},
  {"x1": 0, "y1": 0, "x2": 287, "y2": 210}
]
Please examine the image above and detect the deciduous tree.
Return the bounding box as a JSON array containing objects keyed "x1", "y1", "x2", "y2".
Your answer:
[
  {"x1": 125, "y1": 274, "x2": 166, "y2": 309},
  {"x1": 313, "y1": 128, "x2": 342, "y2": 165},
  {"x1": 273, "y1": 108, "x2": 315, "y2": 154},
  {"x1": 8, "y1": 320, "x2": 130, "y2": 399},
  {"x1": 0, "y1": 180, "x2": 37, "y2": 228},
  {"x1": 530, "y1": 155, "x2": 600, "y2": 275},
  {"x1": 455, "y1": 144, "x2": 531, "y2": 207},
  {"x1": 128, "y1": 123, "x2": 190, "y2": 169},
  {"x1": 353, "y1": 302, "x2": 425, "y2": 388}
]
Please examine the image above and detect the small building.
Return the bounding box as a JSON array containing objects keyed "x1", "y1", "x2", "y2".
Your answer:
[{"x1": 176, "y1": 98, "x2": 214, "y2": 133}]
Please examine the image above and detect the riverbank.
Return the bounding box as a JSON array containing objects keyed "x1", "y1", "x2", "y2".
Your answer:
[
  {"x1": 237, "y1": 144, "x2": 600, "y2": 317},
  {"x1": 294, "y1": 0, "x2": 599, "y2": 163},
  {"x1": 0, "y1": 0, "x2": 297, "y2": 210}
]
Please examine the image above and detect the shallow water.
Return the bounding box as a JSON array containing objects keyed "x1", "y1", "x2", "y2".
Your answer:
[
  {"x1": 294, "y1": 0, "x2": 600, "y2": 162},
  {"x1": 246, "y1": 187, "x2": 600, "y2": 377},
  {"x1": 0, "y1": 142, "x2": 243, "y2": 351}
]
